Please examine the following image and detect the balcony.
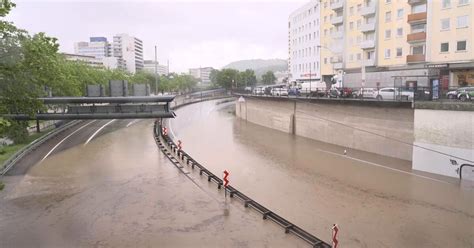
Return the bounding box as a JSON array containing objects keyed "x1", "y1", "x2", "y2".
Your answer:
[
  {"x1": 407, "y1": 12, "x2": 427, "y2": 23},
  {"x1": 330, "y1": 1, "x2": 344, "y2": 10},
  {"x1": 331, "y1": 31, "x2": 343, "y2": 39},
  {"x1": 363, "y1": 59, "x2": 375, "y2": 66},
  {"x1": 360, "y1": 22, "x2": 376, "y2": 32},
  {"x1": 360, "y1": 4, "x2": 376, "y2": 16},
  {"x1": 406, "y1": 54, "x2": 426, "y2": 63},
  {"x1": 333, "y1": 62, "x2": 343, "y2": 70},
  {"x1": 331, "y1": 16, "x2": 344, "y2": 25},
  {"x1": 330, "y1": 56, "x2": 343, "y2": 63},
  {"x1": 407, "y1": 32, "x2": 426, "y2": 43},
  {"x1": 360, "y1": 39, "x2": 375, "y2": 49},
  {"x1": 408, "y1": 0, "x2": 426, "y2": 5}
]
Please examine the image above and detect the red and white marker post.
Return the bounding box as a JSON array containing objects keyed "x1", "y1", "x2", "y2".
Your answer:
[
  {"x1": 163, "y1": 127, "x2": 168, "y2": 136},
  {"x1": 332, "y1": 224, "x2": 339, "y2": 248},
  {"x1": 223, "y1": 170, "x2": 229, "y2": 198},
  {"x1": 178, "y1": 140, "x2": 182, "y2": 150}
]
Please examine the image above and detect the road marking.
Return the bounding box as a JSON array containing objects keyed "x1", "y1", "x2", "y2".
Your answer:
[
  {"x1": 41, "y1": 121, "x2": 97, "y2": 162},
  {"x1": 84, "y1": 119, "x2": 116, "y2": 146},
  {"x1": 168, "y1": 119, "x2": 177, "y2": 139},
  {"x1": 126, "y1": 119, "x2": 139, "y2": 128},
  {"x1": 314, "y1": 148, "x2": 451, "y2": 185}
]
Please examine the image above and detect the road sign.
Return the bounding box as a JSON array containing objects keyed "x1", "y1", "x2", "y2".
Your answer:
[
  {"x1": 332, "y1": 224, "x2": 339, "y2": 248},
  {"x1": 223, "y1": 170, "x2": 229, "y2": 187}
]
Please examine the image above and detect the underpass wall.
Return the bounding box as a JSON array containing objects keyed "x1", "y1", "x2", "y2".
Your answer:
[{"x1": 236, "y1": 97, "x2": 414, "y2": 161}]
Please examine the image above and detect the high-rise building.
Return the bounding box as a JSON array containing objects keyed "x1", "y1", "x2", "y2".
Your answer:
[
  {"x1": 288, "y1": 1, "x2": 322, "y2": 85},
  {"x1": 74, "y1": 37, "x2": 111, "y2": 59},
  {"x1": 290, "y1": 0, "x2": 474, "y2": 88},
  {"x1": 113, "y1": 34, "x2": 144, "y2": 74},
  {"x1": 143, "y1": 60, "x2": 169, "y2": 76}
]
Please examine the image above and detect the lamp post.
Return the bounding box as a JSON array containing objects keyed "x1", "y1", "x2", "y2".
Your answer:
[{"x1": 154, "y1": 45, "x2": 158, "y2": 95}]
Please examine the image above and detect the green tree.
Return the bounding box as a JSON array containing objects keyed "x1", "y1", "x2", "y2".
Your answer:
[
  {"x1": 261, "y1": 71, "x2": 276, "y2": 85},
  {"x1": 215, "y1": 69, "x2": 239, "y2": 89},
  {"x1": 239, "y1": 69, "x2": 257, "y2": 88}
]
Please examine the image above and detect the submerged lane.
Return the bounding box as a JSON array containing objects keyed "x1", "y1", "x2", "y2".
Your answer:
[
  {"x1": 169, "y1": 99, "x2": 474, "y2": 248},
  {"x1": 0, "y1": 118, "x2": 306, "y2": 247}
]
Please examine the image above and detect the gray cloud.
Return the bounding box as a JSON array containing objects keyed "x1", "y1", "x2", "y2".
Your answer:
[{"x1": 7, "y1": 0, "x2": 306, "y2": 72}]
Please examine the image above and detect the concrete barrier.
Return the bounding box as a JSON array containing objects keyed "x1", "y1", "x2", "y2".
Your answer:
[{"x1": 236, "y1": 97, "x2": 414, "y2": 161}]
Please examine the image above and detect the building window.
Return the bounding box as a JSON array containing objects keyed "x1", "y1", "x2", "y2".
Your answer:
[
  {"x1": 442, "y1": 0, "x2": 451, "y2": 8},
  {"x1": 396, "y1": 48, "x2": 403, "y2": 57},
  {"x1": 357, "y1": 4, "x2": 361, "y2": 13},
  {"x1": 412, "y1": 4, "x2": 427, "y2": 13},
  {"x1": 350, "y1": 22, "x2": 354, "y2": 30},
  {"x1": 357, "y1": 35, "x2": 362, "y2": 43},
  {"x1": 385, "y1": 11, "x2": 392, "y2": 22},
  {"x1": 349, "y1": 54, "x2": 354, "y2": 61},
  {"x1": 457, "y1": 40, "x2": 467, "y2": 51},
  {"x1": 385, "y1": 29, "x2": 392, "y2": 39},
  {"x1": 412, "y1": 45, "x2": 424, "y2": 55},
  {"x1": 441, "y1": 18, "x2": 450, "y2": 30},
  {"x1": 385, "y1": 49, "x2": 391, "y2": 58},
  {"x1": 386, "y1": 0, "x2": 391, "y2": 3},
  {"x1": 397, "y1": 9, "x2": 404, "y2": 19},
  {"x1": 458, "y1": 0, "x2": 469, "y2": 5},
  {"x1": 357, "y1": 53, "x2": 361, "y2": 60},
  {"x1": 457, "y1": 15, "x2": 469, "y2": 28},
  {"x1": 357, "y1": 20, "x2": 361, "y2": 29},
  {"x1": 324, "y1": 58, "x2": 328, "y2": 64},
  {"x1": 440, "y1": 42, "x2": 449, "y2": 52},
  {"x1": 350, "y1": 7, "x2": 354, "y2": 15},
  {"x1": 397, "y1": 28, "x2": 403, "y2": 36},
  {"x1": 324, "y1": 16, "x2": 327, "y2": 22}
]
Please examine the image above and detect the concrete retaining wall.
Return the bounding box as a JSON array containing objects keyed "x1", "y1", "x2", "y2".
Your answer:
[
  {"x1": 412, "y1": 109, "x2": 474, "y2": 179},
  {"x1": 236, "y1": 97, "x2": 414, "y2": 161}
]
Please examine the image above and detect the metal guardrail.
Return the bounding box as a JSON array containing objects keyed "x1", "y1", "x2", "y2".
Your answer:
[
  {"x1": 152, "y1": 96, "x2": 331, "y2": 248},
  {"x1": 1, "y1": 120, "x2": 81, "y2": 176}
]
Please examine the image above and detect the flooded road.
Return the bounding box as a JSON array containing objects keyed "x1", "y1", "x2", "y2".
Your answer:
[
  {"x1": 169, "y1": 99, "x2": 474, "y2": 247},
  {"x1": 0, "y1": 118, "x2": 307, "y2": 247}
]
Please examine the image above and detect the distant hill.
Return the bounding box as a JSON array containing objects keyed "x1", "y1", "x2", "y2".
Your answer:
[{"x1": 222, "y1": 59, "x2": 287, "y2": 79}]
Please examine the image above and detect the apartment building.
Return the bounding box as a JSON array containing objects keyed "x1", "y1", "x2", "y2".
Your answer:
[
  {"x1": 290, "y1": 0, "x2": 474, "y2": 89},
  {"x1": 288, "y1": 1, "x2": 322, "y2": 84},
  {"x1": 113, "y1": 34, "x2": 144, "y2": 74}
]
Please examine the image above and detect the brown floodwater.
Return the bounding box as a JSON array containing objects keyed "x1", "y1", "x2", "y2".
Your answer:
[
  {"x1": 0, "y1": 118, "x2": 308, "y2": 247},
  {"x1": 168, "y1": 99, "x2": 474, "y2": 248}
]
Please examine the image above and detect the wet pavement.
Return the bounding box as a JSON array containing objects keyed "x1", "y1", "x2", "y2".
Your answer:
[
  {"x1": 169, "y1": 99, "x2": 474, "y2": 248},
  {"x1": 0, "y1": 118, "x2": 307, "y2": 247}
]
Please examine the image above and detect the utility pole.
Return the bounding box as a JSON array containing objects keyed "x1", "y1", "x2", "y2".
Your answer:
[
  {"x1": 309, "y1": 67, "x2": 312, "y2": 96},
  {"x1": 154, "y1": 45, "x2": 158, "y2": 95}
]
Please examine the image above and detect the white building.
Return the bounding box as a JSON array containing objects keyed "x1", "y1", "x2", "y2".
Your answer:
[
  {"x1": 288, "y1": 1, "x2": 321, "y2": 83},
  {"x1": 143, "y1": 60, "x2": 169, "y2": 76},
  {"x1": 113, "y1": 34, "x2": 144, "y2": 74},
  {"x1": 74, "y1": 37, "x2": 111, "y2": 59},
  {"x1": 188, "y1": 67, "x2": 214, "y2": 85},
  {"x1": 62, "y1": 53, "x2": 103, "y2": 68}
]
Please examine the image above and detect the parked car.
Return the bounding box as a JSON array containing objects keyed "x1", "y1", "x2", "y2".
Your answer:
[
  {"x1": 271, "y1": 88, "x2": 289, "y2": 96},
  {"x1": 244, "y1": 86, "x2": 252, "y2": 93},
  {"x1": 340, "y1": 88, "x2": 353, "y2": 98},
  {"x1": 252, "y1": 87, "x2": 264, "y2": 95},
  {"x1": 457, "y1": 87, "x2": 474, "y2": 101},
  {"x1": 353, "y1": 88, "x2": 377, "y2": 99},
  {"x1": 376, "y1": 87, "x2": 413, "y2": 101}
]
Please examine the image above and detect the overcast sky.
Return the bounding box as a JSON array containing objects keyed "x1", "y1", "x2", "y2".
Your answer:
[{"x1": 6, "y1": 0, "x2": 307, "y2": 72}]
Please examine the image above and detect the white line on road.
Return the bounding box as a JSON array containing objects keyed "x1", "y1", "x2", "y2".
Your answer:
[
  {"x1": 314, "y1": 148, "x2": 451, "y2": 185},
  {"x1": 126, "y1": 119, "x2": 139, "y2": 128},
  {"x1": 41, "y1": 121, "x2": 97, "y2": 162},
  {"x1": 84, "y1": 119, "x2": 116, "y2": 146}
]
